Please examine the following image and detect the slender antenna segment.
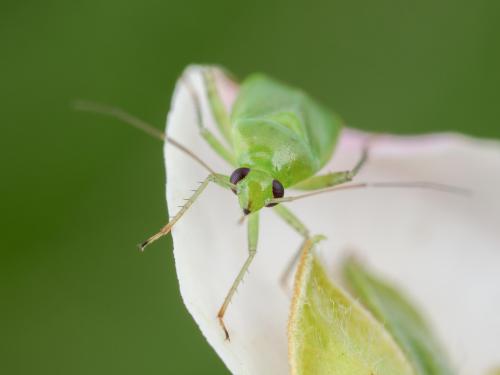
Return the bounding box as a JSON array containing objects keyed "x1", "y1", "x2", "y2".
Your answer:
[
  {"x1": 269, "y1": 181, "x2": 472, "y2": 205},
  {"x1": 73, "y1": 100, "x2": 214, "y2": 173},
  {"x1": 74, "y1": 100, "x2": 164, "y2": 140}
]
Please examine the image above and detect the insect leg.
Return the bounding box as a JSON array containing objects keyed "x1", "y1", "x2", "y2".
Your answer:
[
  {"x1": 291, "y1": 143, "x2": 370, "y2": 190},
  {"x1": 272, "y1": 205, "x2": 314, "y2": 291},
  {"x1": 202, "y1": 68, "x2": 233, "y2": 145},
  {"x1": 273, "y1": 205, "x2": 309, "y2": 238},
  {"x1": 291, "y1": 171, "x2": 355, "y2": 190},
  {"x1": 182, "y1": 76, "x2": 236, "y2": 166},
  {"x1": 217, "y1": 212, "x2": 259, "y2": 341},
  {"x1": 139, "y1": 173, "x2": 232, "y2": 251}
]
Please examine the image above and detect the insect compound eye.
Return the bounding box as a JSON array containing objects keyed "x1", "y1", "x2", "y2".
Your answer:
[
  {"x1": 229, "y1": 167, "x2": 250, "y2": 193},
  {"x1": 272, "y1": 180, "x2": 285, "y2": 198},
  {"x1": 266, "y1": 179, "x2": 284, "y2": 207}
]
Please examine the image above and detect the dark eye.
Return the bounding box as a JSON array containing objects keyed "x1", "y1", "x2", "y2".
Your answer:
[
  {"x1": 230, "y1": 167, "x2": 250, "y2": 193},
  {"x1": 266, "y1": 179, "x2": 284, "y2": 207}
]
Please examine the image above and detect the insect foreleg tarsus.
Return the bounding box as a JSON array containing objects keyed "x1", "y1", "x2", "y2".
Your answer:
[
  {"x1": 217, "y1": 212, "x2": 259, "y2": 341},
  {"x1": 139, "y1": 173, "x2": 233, "y2": 251}
]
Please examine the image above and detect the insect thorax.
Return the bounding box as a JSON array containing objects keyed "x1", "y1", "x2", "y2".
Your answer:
[{"x1": 232, "y1": 118, "x2": 319, "y2": 187}]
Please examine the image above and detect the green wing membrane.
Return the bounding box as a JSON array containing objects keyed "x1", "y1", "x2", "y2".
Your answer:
[{"x1": 231, "y1": 74, "x2": 342, "y2": 167}]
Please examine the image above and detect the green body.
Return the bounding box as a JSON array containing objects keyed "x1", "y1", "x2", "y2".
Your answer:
[
  {"x1": 114, "y1": 66, "x2": 366, "y2": 341},
  {"x1": 185, "y1": 68, "x2": 363, "y2": 340},
  {"x1": 81, "y1": 66, "x2": 441, "y2": 349},
  {"x1": 231, "y1": 74, "x2": 343, "y2": 187}
]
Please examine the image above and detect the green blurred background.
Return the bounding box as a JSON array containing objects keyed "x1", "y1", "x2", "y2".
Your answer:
[{"x1": 1, "y1": 0, "x2": 499, "y2": 374}]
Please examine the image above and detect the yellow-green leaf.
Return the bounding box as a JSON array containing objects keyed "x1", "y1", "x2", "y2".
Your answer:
[
  {"x1": 343, "y1": 258, "x2": 454, "y2": 375},
  {"x1": 288, "y1": 237, "x2": 415, "y2": 375}
]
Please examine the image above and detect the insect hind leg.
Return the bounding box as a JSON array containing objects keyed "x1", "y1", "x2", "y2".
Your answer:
[
  {"x1": 272, "y1": 205, "x2": 316, "y2": 292},
  {"x1": 280, "y1": 235, "x2": 327, "y2": 298},
  {"x1": 280, "y1": 238, "x2": 308, "y2": 293}
]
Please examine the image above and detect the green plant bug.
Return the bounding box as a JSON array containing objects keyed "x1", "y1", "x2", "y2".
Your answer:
[{"x1": 75, "y1": 65, "x2": 468, "y2": 341}]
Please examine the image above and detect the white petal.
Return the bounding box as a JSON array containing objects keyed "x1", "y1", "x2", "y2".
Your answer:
[{"x1": 165, "y1": 66, "x2": 500, "y2": 375}]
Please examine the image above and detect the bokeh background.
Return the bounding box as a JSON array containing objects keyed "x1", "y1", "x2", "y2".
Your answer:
[{"x1": 1, "y1": 1, "x2": 499, "y2": 374}]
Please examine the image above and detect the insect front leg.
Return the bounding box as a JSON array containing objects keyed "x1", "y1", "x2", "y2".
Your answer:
[
  {"x1": 182, "y1": 74, "x2": 236, "y2": 166},
  {"x1": 291, "y1": 142, "x2": 370, "y2": 190},
  {"x1": 217, "y1": 212, "x2": 259, "y2": 341},
  {"x1": 139, "y1": 173, "x2": 232, "y2": 251}
]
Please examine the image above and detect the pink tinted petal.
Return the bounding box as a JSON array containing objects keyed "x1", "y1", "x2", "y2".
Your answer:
[
  {"x1": 336, "y1": 128, "x2": 469, "y2": 165},
  {"x1": 212, "y1": 67, "x2": 239, "y2": 110}
]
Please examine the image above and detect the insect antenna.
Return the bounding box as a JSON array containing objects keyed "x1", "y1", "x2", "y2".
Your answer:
[
  {"x1": 73, "y1": 100, "x2": 215, "y2": 173},
  {"x1": 269, "y1": 181, "x2": 472, "y2": 204}
]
